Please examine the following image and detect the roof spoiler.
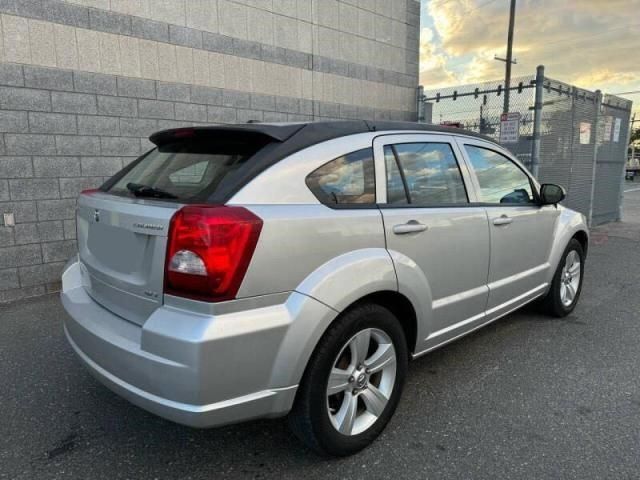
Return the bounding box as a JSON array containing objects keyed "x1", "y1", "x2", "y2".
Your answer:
[{"x1": 149, "y1": 123, "x2": 306, "y2": 146}]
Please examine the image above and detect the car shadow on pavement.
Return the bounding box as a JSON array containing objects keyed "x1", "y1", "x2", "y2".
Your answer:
[{"x1": 4, "y1": 292, "x2": 557, "y2": 479}]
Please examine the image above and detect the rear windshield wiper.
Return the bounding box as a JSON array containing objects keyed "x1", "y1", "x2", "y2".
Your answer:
[{"x1": 126, "y1": 182, "x2": 178, "y2": 199}]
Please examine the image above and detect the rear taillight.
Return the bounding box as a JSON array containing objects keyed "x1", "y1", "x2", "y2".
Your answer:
[
  {"x1": 80, "y1": 188, "x2": 100, "y2": 195},
  {"x1": 164, "y1": 205, "x2": 263, "y2": 302}
]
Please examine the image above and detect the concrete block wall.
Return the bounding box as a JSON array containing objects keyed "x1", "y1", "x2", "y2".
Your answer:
[{"x1": 0, "y1": 0, "x2": 420, "y2": 303}]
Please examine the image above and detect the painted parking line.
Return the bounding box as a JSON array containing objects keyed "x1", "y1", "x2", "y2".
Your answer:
[{"x1": 624, "y1": 187, "x2": 640, "y2": 193}]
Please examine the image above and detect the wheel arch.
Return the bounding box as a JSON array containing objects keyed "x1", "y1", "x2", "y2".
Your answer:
[
  {"x1": 268, "y1": 248, "x2": 403, "y2": 390},
  {"x1": 546, "y1": 209, "x2": 589, "y2": 285},
  {"x1": 282, "y1": 289, "x2": 419, "y2": 420},
  {"x1": 572, "y1": 229, "x2": 589, "y2": 257},
  {"x1": 293, "y1": 248, "x2": 420, "y2": 364},
  {"x1": 271, "y1": 286, "x2": 421, "y2": 406},
  {"x1": 348, "y1": 290, "x2": 418, "y2": 356}
]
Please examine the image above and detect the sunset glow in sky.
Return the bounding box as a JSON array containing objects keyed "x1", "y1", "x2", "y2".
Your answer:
[{"x1": 419, "y1": 0, "x2": 640, "y2": 115}]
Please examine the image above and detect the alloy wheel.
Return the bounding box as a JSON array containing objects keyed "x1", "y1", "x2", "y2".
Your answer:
[
  {"x1": 560, "y1": 250, "x2": 581, "y2": 307},
  {"x1": 326, "y1": 328, "x2": 397, "y2": 436}
]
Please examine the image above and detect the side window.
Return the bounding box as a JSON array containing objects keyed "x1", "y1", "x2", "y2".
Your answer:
[
  {"x1": 464, "y1": 145, "x2": 535, "y2": 204},
  {"x1": 385, "y1": 142, "x2": 468, "y2": 206},
  {"x1": 306, "y1": 148, "x2": 375, "y2": 205},
  {"x1": 384, "y1": 146, "x2": 408, "y2": 204}
]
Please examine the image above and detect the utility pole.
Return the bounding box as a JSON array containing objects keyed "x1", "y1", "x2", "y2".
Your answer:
[{"x1": 495, "y1": 0, "x2": 517, "y2": 114}]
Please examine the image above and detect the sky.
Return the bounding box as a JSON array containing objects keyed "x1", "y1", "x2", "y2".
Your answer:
[{"x1": 419, "y1": 0, "x2": 640, "y2": 116}]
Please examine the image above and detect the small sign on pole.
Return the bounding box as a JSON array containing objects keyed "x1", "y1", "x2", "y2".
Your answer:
[{"x1": 499, "y1": 112, "x2": 520, "y2": 144}]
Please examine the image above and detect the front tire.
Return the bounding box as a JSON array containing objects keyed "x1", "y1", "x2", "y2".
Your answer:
[
  {"x1": 540, "y1": 238, "x2": 585, "y2": 317},
  {"x1": 288, "y1": 303, "x2": 408, "y2": 456}
]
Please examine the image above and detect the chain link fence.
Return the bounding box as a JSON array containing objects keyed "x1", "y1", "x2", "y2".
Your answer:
[
  {"x1": 593, "y1": 94, "x2": 633, "y2": 224},
  {"x1": 418, "y1": 67, "x2": 633, "y2": 225}
]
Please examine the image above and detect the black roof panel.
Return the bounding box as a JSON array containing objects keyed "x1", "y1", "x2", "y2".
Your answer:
[{"x1": 143, "y1": 121, "x2": 497, "y2": 203}]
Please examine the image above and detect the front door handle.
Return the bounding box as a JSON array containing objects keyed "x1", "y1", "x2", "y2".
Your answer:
[
  {"x1": 492, "y1": 215, "x2": 513, "y2": 226},
  {"x1": 393, "y1": 220, "x2": 428, "y2": 235}
]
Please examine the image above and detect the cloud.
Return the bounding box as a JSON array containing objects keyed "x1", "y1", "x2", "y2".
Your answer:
[
  {"x1": 458, "y1": 52, "x2": 504, "y2": 84},
  {"x1": 572, "y1": 69, "x2": 638, "y2": 89},
  {"x1": 419, "y1": 27, "x2": 457, "y2": 87},
  {"x1": 420, "y1": 0, "x2": 640, "y2": 111},
  {"x1": 426, "y1": 0, "x2": 510, "y2": 55}
]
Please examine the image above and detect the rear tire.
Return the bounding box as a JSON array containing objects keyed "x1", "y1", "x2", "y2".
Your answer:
[
  {"x1": 539, "y1": 238, "x2": 584, "y2": 317},
  {"x1": 288, "y1": 303, "x2": 408, "y2": 456}
]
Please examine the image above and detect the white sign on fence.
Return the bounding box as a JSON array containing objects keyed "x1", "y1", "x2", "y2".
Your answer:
[
  {"x1": 579, "y1": 122, "x2": 591, "y2": 145},
  {"x1": 499, "y1": 112, "x2": 520, "y2": 143},
  {"x1": 613, "y1": 118, "x2": 622, "y2": 143}
]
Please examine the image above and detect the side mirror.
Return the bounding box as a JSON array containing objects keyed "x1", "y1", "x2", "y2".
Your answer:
[{"x1": 539, "y1": 183, "x2": 566, "y2": 205}]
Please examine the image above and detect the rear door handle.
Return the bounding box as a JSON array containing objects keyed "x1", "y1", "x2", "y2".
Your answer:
[
  {"x1": 492, "y1": 215, "x2": 513, "y2": 226},
  {"x1": 393, "y1": 220, "x2": 428, "y2": 234}
]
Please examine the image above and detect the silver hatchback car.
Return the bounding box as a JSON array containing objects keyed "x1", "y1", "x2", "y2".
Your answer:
[{"x1": 61, "y1": 121, "x2": 588, "y2": 456}]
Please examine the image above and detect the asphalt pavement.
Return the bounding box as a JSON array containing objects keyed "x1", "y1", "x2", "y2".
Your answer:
[{"x1": 2, "y1": 186, "x2": 640, "y2": 479}]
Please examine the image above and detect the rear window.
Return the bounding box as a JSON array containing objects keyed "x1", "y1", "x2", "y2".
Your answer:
[{"x1": 106, "y1": 139, "x2": 267, "y2": 202}]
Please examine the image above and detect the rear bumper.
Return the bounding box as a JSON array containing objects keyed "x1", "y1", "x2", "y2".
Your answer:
[
  {"x1": 63, "y1": 324, "x2": 296, "y2": 427},
  {"x1": 61, "y1": 258, "x2": 336, "y2": 428}
]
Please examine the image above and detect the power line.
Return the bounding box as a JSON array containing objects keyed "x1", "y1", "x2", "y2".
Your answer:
[
  {"x1": 428, "y1": 0, "x2": 500, "y2": 13},
  {"x1": 539, "y1": 23, "x2": 640, "y2": 48},
  {"x1": 466, "y1": 0, "x2": 500, "y2": 13},
  {"x1": 612, "y1": 91, "x2": 640, "y2": 96},
  {"x1": 429, "y1": 0, "x2": 463, "y2": 7}
]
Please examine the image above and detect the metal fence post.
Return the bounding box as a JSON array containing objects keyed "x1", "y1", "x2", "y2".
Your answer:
[
  {"x1": 587, "y1": 90, "x2": 602, "y2": 226},
  {"x1": 416, "y1": 86, "x2": 425, "y2": 123},
  {"x1": 530, "y1": 65, "x2": 544, "y2": 178},
  {"x1": 619, "y1": 107, "x2": 635, "y2": 221}
]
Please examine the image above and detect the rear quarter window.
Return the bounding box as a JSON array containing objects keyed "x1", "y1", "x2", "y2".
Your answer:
[{"x1": 305, "y1": 148, "x2": 376, "y2": 205}]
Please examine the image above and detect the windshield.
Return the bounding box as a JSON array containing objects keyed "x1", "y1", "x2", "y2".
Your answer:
[{"x1": 107, "y1": 140, "x2": 264, "y2": 202}]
